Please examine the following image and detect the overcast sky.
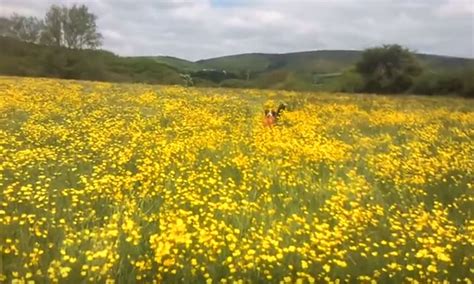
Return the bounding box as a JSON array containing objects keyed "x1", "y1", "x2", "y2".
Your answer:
[{"x1": 1, "y1": 0, "x2": 473, "y2": 60}]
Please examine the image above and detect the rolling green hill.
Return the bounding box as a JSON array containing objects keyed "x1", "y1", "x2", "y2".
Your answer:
[
  {"x1": 197, "y1": 50, "x2": 361, "y2": 73},
  {"x1": 152, "y1": 56, "x2": 201, "y2": 71},
  {"x1": 193, "y1": 50, "x2": 474, "y2": 92},
  {"x1": 197, "y1": 50, "x2": 474, "y2": 74},
  {"x1": 145, "y1": 50, "x2": 467, "y2": 92},
  {"x1": 1, "y1": 35, "x2": 473, "y2": 95},
  {"x1": 0, "y1": 36, "x2": 183, "y2": 85},
  {"x1": 198, "y1": 53, "x2": 273, "y2": 73}
]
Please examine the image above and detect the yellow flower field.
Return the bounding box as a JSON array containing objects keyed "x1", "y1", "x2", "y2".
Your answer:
[{"x1": 0, "y1": 76, "x2": 473, "y2": 283}]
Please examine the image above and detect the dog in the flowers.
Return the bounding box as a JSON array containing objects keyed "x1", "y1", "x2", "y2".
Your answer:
[{"x1": 263, "y1": 103, "x2": 286, "y2": 127}]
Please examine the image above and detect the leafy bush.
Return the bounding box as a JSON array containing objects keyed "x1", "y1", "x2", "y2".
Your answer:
[
  {"x1": 254, "y1": 70, "x2": 290, "y2": 89},
  {"x1": 356, "y1": 44, "x2": 422, "y2": 94},
  {"x1": 335, "y1": 71, "x2": 364, "y2": 93},
  {"x1": 411, "y1": 69, "x2": 474, "y2": 98}
]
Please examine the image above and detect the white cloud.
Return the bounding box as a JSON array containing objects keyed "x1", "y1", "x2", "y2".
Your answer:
[
  {"x1": 0, "y1": 0, "x2": 473, "y2": 59},
  {"x1": 437, "y1": 0, "x2": 474, "y2": 16}
]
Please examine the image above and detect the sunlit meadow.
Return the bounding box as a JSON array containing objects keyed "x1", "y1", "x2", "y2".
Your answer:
[{"x1": 0, "y1": 76, "x2": 473, "y2": 283}]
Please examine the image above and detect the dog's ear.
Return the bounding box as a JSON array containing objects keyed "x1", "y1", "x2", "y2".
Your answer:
[{"x1": 277, "y1": 104, "x2": 286, "y2": 116}]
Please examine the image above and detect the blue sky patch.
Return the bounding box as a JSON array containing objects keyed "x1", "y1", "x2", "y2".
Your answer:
[{"x1": 211, "y1": 0, "x2": 246, "y2": 7}]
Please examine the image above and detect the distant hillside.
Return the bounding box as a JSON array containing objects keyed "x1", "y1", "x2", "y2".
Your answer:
[
  {"x1": 192, "y1": 50, "x2": 474, "y2": 92},
  {"x1": 197, "y1": 50, "x2": 474, "y2": 74},
  {"x1": 148, "y1": 50, "x2": 470, "y2": 92},
  {"x1": 1, "y1": 36, "x2": 473, "y2": 95},
  {"x1": 415, "y1": 53, "x2": 474, "y2": 72},
  {"x1": 0, "y1": 37, "x2": 183, "y2": 85},
  {"x1": 152, "y1": 56, "x2": 201, "y2": 71}
]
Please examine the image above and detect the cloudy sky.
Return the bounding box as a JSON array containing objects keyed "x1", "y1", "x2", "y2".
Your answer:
[{"x1": 1, "y1": 0, "x2": 473, "y2": 60}]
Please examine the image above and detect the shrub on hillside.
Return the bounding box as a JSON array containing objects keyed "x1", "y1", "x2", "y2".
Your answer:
[
  {"x1": 356, "y1": 44, "x2": 422, "y2": 94},
  {"x1": 412, "y1": 69, "x2": 474, "y2": 98},
  {"x1": 338, "y1": 71, "x2": 364, "y2": 93}
]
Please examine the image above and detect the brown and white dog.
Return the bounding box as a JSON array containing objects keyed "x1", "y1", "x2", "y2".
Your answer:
[{"x1": 263, "y1": 103, "x2": 286, "y2": 127}]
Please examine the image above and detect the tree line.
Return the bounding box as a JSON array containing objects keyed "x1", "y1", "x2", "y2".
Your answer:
[
  {"x1": 0, "y1": 4, "x2": 102, "y2": 49},
  {"x1": 347, "y1": 44, "x2": 473, "y2": 97}
]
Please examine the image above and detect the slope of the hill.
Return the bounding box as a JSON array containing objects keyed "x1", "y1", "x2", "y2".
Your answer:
[
  {"x1": 1, "y1": 36, "x2": 473, "y2": 95},
  {"x1": 152, "y1": 56, "x2": 201, "y2": 71},
  {"x1": 197, "y1": 50, "x2": 360, "y2": 73},
  {"x1": 0, "y1": 37, "x2": 183, "y2": 85},
  {"x1": 197, "y1": 50, "x2": 474, "y2": 74}
]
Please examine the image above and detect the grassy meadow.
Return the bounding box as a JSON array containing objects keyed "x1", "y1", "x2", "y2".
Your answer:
[{"x1": 0, "y1": 76, "x2": 473, "y2": 283}]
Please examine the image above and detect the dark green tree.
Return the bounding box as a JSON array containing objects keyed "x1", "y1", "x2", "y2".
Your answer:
[
  {"x1": 356, "y1": 44, "x2": 422, "y2": 93},
  {"x1": 63, "y1": 4, "x2": 102, "y2": 49},
  {"x1": 41, "y1": 4, "x2": 102, "y2": 49},
  {"x1": 41, "y1": 5, "x2": 65, "y2": 47},
  {"x1": 9, "y1": 14, "x2": 44, "y2": 43},
  {"x1": 0, "y1": 15, "x2": 43, "y2": 43},
  {"x1": 0, "y1": 17, "x2": 14, "y2": 37}
]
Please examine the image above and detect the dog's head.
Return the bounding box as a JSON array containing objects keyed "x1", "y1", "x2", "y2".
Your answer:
[{"x1": 264, "y1": 109, "x2": 274, "y2": 117}]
